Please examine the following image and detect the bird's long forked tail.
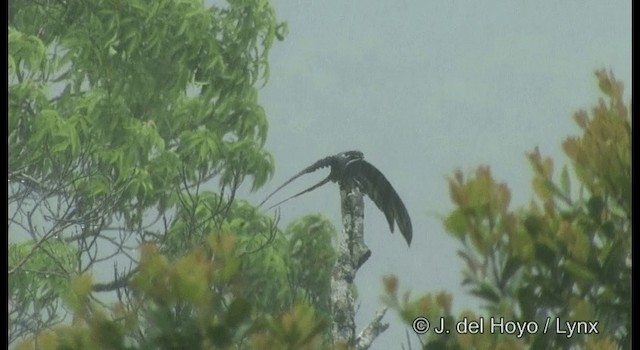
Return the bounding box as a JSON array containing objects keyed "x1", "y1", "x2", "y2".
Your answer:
[
  {"x1": 263, "y1": 176, "x2": 331, "y2": 210},
  {"x1": 258, "y1": 156, "x2": 335, "y2": 208},
  {"x1": 258, "y1": 175, "x2": 300, "y2": 208}
]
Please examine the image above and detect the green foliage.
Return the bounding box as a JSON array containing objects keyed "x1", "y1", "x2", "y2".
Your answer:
[
  {"x1": 252, "y1": 304, "x2": 328, "y2": 350},
  {"x1": 19, "y1": 233, "x2": 330, "y2": 350},
  {"x1": 158, "y1": 195, "x2": 336, "y2": 322},
  {"x1": 9, "y1": 240, "x2": 77, "y2": 295},
  {"x1": 382, "y1": 277, "x2": 526, "y2": 350},
  {"x1": 283, "y1": 215, "x2": 337, "y2": 318},
  {"x1": 8, "y1": 0, "x2": 293, "y2": 346},
  {"x1": 389, "y1": 70, "x2": 630, "y2": 349},
  {"x1": 9, "y1": 240, "x2": 78, "y2": 343},
  {"x1": 9, "y1": 0, "x2": 280, "y2": 228}
]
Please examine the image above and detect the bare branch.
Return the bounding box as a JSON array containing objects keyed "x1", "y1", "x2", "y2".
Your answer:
[
  {"x1": 330, "y1": 180, "x2": 371, "y2": 346},
  {"x1": 355, "y1": 307, "x2": 389, "y2": 350},
  {"x1": 92, "y1": 266, "x2": 139, "y2": 292}
]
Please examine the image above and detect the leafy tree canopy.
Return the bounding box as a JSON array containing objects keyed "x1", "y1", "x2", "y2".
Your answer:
[
  {"x1": 386, "y1": 70, "x2": 631, "y2": 350},
  {"x1": 9, "y1": 1, "x2": 337, "y2": 348},
  {"x1": 9, "y1": 1, "x2": 630, "y2": 349}
]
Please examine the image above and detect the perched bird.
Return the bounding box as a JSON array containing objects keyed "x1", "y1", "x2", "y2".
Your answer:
[{"x1": 259, "y1": 151, "x2": 413, "y2": 246}]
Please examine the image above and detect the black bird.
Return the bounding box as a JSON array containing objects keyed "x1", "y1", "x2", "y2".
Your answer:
[{"x1": 259, "y1": 151, "x2": 413, "y2": 246}]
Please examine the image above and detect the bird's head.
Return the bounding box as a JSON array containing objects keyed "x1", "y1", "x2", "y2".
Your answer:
[
  {"x1": 330, "y1": 151, "x2": 364, "y2": 180},
  {"x1": 338, "y1": 150, "x2": 364, "y2": 162}
]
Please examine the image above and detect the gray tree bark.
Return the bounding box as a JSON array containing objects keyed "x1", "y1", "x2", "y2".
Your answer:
[{"x1": 331, "y1": 180, "x2": 388, "y2": 349}]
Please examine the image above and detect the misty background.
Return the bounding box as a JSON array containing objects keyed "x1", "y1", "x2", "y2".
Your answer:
[
  {"x1": 8, "y1": 1, "x2": 631, "y2": 349},
  {"x1": 244, "y1": 1, "x2": 631, "y2": 348}
]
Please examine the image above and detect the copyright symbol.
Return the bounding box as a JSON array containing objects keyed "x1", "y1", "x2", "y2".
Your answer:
[{"x1": 412, "y1": 317, "x2": 430, "y2": 334}]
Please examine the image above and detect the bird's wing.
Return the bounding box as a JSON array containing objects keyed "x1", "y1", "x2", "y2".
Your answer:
[
  {"x1": 266, "y1": 176, "x2": 332, "y2": 210},
  {"x1": 259, "y1": 155, "x2": 335, "y2": 208},
  {"x1": 347, "y1": 160, "x2": 413, "y2": 246}
]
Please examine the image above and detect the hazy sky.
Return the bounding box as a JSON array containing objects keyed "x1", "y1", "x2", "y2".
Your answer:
[
  {"x1": 9, "y1": 1, "x2": 630, "y2": 349},
  {"x1": 251, "y1": 1, "x2": 631, "y2": 348}
]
